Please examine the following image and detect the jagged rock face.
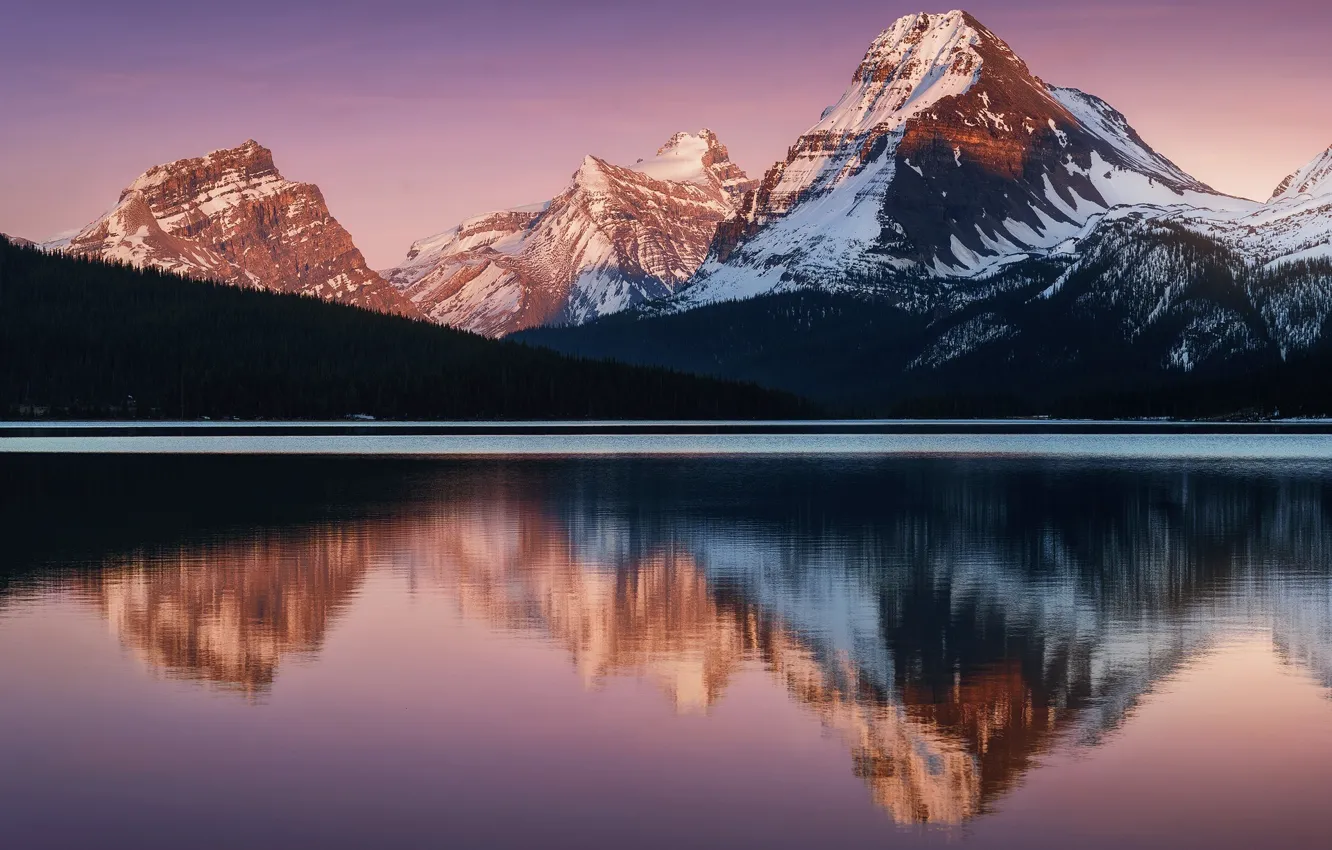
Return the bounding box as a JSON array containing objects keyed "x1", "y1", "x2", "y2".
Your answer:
[
  {"x1": 385, "y1": 131, "x2": 749, "y2": 337},
  {"x1": 689, "y1": 10, "x2": 1242, "y2": 305},
  {"x1": 57, "y1": 141, "x2": 417, "y2": 316},
  {"x1": 60, "y1": 191, "x2": 237, "y2": 281}
]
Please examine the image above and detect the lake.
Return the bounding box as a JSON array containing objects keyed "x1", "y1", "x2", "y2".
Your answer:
[{"x1": 3, "y1": 447, "x2": 1332, "y2": 848}]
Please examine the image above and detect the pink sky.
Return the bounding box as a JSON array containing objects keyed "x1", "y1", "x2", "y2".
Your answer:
[{"x1": 2, "y1": 0, "x2": 1329, "y2": 268}]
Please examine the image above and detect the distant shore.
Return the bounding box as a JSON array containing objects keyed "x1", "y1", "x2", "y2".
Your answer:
[{"x1": 7, "y1": 419, "x2": 1332, "y2": 438}]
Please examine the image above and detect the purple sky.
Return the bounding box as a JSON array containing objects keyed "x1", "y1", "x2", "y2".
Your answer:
[{"x1": 2, "y1": 0, "x2": 1330, "y2": 268}]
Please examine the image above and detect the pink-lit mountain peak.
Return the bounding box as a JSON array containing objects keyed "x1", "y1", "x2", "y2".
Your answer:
[
  {"x1": 384, "y1": 128, "x2": 753, "y2": 336},
  {"x1": 52, "y1": 139, "x2": 416, "y2": 316}
]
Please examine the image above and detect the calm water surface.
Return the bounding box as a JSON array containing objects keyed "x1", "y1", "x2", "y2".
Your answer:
[{"x1": 3, "y1": 451, "x2": 1332, "y2": 848}]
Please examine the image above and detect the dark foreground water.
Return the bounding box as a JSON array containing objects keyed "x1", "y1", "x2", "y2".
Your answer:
[{"x1": 3, "y1": 452, "x2": 1332, "y2": 849}]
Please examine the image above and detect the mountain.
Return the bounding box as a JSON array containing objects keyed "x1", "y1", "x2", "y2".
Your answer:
[
  {"x1": 1271, "y1": 144, "x2": 1332, "y2": 202},
  {"x1": 49, "y1": 141, "x2": 417, "y2": 316},
  {"x1": 523, "y1": 202, "x2": 1332, "y2": 416},
  {"x1": 520, "y1": 12, "x2": 1332, "y2": 416},
  {"x1": 0, "y1": 235, "x2": 811, "y2": 420},
  {"x1": 683, "y1": 10, "x2": 1249, "y2": 307},
  {"x1": 0, "y1": 233, "x2": 34, "y2": 247},
  {"x1": 383, "y1": 130, "x2": 753, "y2": 337}
]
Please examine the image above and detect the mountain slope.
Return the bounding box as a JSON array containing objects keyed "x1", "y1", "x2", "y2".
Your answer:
[
  {"x1": 1271, "y1": 144, "x2": 1332, "y2": 202},
  {"x1": 51, "y1": 141, "x2": 416, "y2": 316},
  {"x1": 684, "y1": 10, "x2": 1249, "y2": 307},
  {"x1": 521, "y1": 214, "x2": 1332, "y2": 416},
  {"x1": 0, "y1": 236, "x2": 810, "y2": 420},
  {"x1": 1171, "y1": 193, "x2": 1332, "y2": 271},
  {"x1": 384, "y1": 130, "x2": 752, "y2": 337}
]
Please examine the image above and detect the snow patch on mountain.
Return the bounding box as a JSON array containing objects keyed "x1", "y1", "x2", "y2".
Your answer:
[
  {"x1": 1047, "y1": 87, "x2": 1207, "y2": 193},
  {"x1": 1061, "y1": 152, "x2": 1251, "y2": 213},
  {"x1": 55, "y1": 190, "x2": 242, "y2": 282},
  {"x1": 1167, "y1": 178, "x2": 1332, "y2": 270},
  {"x1": 682, "y1": 140, "x2": 903, "y2": 307}
]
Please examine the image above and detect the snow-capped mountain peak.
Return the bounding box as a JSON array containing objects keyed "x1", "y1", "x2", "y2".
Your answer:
[
  {"x1": 635, "y1": 129, "x2": 756, "y2": 199},
  {"x1": 680, "y1": 9, "x2": 1243, "y2": 307},
  {"x1": 821, "y1": 10, "x2": 992, "y2": 136},
  {"x1": 508, "y1": 15, "x2": 1332, "y2": 397},
  {"x1": 384, "y1": 130, "x2": 752, "y2": 336},
  {"x1": 1270, "y1": 144, "x2": 1332, "y2": 202},
  {"x1": 574, "y1": 154, "x2": 614, "y2": 191}
]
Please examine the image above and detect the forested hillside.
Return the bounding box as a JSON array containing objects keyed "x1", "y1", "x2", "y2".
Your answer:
[{"x1": 0, "y1": 237, "x2": 810, "y2": 420}]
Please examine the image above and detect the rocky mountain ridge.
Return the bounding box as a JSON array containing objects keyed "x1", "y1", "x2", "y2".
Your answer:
[
  {"x1": 382, "y1": 130, "x2": 751, "y2": 337},
  {"x1": 47, "y1": 141, "x2": 417, "y2": 316}
]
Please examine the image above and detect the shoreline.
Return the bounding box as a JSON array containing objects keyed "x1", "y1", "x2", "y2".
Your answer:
[
  {"x1": 6, "y1": 424, "x2": 1332, "y2": 458},
  {"x1": 7, "y1": 419, "x2": 1332, "y2": 438}
]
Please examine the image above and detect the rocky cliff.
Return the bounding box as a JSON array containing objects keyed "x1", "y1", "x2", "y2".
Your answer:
[{"x1": 55, "y1": 141, "x2": 417, "y2": 316}]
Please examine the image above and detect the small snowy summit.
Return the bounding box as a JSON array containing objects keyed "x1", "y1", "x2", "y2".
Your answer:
[
  {"x1": 635, "y1": 130, "x2": 757, "y2": 200},
  {"x1": 51, "y1": 141, "x2": 415, "y2": 316},
  {"x1": 384, "y1": 130, "x2": 753, "y2": 337},
  {"x1": 1271, "y1": 145, "x2": 1332, "y2": 202}
]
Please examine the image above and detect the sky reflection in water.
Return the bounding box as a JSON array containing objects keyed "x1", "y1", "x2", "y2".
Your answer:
[{"x1": 2, "y1": 454, "x2": 1331, "y2": 849}]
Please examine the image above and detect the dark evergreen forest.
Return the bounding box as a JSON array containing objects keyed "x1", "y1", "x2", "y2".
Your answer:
[{"x1": 0, "y1": 237, "x2": 810, "y2": 420}]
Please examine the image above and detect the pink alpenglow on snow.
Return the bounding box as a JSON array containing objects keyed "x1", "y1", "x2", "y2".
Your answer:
[{"x1": 383, "y1": 130, "x2": 752, "y2": 336}]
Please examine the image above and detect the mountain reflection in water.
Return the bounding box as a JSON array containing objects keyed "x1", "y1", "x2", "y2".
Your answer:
[{"x1": 3, "y1": 455, "x2": 1332, "y2": 835}]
